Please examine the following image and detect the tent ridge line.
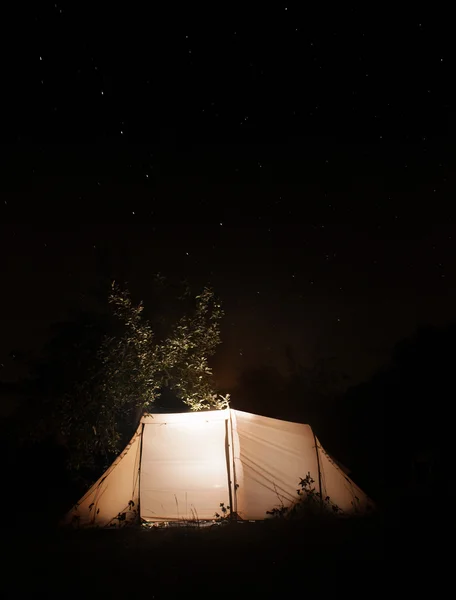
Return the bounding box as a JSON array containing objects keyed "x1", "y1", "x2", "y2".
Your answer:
[{"x1": 313, "y1": 431, "x2": 324, "y2": 510}]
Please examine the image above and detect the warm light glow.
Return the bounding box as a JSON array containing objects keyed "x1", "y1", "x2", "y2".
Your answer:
[
  {"x1": 66, "y1": 409, "x2": 374, "y2": 526},
  {"x1": 140, "y1": 413, "x2": 230, "y2": 521}
]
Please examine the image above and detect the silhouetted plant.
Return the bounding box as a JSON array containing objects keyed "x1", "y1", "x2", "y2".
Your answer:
[
  {"x1": 214, "y1": 502, "x2": 231, "y2": 521},
  {"x1": 107, "y1": 500, "x2": 138, "y2": 528},
  {"x1": 23, "y1": 281, "x2": 227, "y2": 473},
  {"x1": 266, "y1": 505, "x2": 289, "y2": 518},
  {"x1": 266, "y1": 472, "x2": 342, "y2": 519}
]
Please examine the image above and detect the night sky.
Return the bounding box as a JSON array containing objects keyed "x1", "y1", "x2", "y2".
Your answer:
[{"x1": 1, "y1": 6, "x2": 455, "y2": 397}]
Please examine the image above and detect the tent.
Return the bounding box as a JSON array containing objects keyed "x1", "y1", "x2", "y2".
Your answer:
[{"x1": 64, "y1": 409, "x2": 374, "y2": 527}]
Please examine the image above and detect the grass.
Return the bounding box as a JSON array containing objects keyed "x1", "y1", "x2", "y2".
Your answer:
[{"x1": 4, "y1": 514, "x2": 383, "y2": 595}]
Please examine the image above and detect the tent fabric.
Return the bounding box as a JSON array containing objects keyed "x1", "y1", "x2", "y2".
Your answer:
[
  {"x1": 64, "y1": 409, "x2": 374, "y2": 527},
  {"x1": 232, "y1": 410, "x2": 319, "y2": 520},
  {"x1": 316, "y1": 440, "x2": 371, "y2": 513},
  {"x1": 140, "y1": 411, "x2": 230, "y2": 521},
  {"x1": 65, "y1": 423, "x2": 142, "y2": 528}
]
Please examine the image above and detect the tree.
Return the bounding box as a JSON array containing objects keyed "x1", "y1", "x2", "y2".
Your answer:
[{"x1": 26, "y1": 281, "x2": 228, "y2": 472}]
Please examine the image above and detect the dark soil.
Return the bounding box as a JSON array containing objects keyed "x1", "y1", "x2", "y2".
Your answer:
[{"x1": 3, "y1": 515, "x2": 383, "y2": 597}]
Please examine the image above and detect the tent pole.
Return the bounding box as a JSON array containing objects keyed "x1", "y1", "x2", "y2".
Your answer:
[
  {"x1": 225, "y1": 416, "x2": 235, "y2": 522},
  {"x1": 137, "y1": 422, "x2": 145, "y2": 525},
  {"x1": 313, "y1": 430, "x2": 323, "y2": 511},
  {"x1": 229, "y1": 409, "x2": 238, "y2": 519}
]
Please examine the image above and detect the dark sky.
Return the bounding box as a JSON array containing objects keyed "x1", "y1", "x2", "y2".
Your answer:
[{"x1": 1, "y1": 6, "x2": 455, "y2": 392}]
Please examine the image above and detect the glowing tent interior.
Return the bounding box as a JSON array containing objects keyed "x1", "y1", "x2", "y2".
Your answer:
[{"x1": 64, "y1": 409, "x2": 374, "y2": 527}]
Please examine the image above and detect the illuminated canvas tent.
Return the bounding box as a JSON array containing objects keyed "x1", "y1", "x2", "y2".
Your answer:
[{"x1": 64, "y1": 409, "x2": 374, "y2": 528}]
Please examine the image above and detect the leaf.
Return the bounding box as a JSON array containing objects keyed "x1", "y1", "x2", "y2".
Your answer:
[{"x1": 40, "y1": 282, "x2": 224, "y2": 471}]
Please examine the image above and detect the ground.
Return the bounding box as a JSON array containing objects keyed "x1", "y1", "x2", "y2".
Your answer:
[{"x1": 4, "y1": 516, "x2": 383, "y2": 596}]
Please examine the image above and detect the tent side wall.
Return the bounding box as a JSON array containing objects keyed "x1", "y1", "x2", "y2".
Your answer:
[
  {"x1": 316, "y1": 437, "x2": 375, "y2": 513},
  {"x1": 232, "y1": 410, "x2": 374, "y2": 518},
  {"x1": 63, "y1": 423, "x2": 142, "y2": 528},
  {"x1": 231, "y1": 410, "x2": 319, "y2": 520}
]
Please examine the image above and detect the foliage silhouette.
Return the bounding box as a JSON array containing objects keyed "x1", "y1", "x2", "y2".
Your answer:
[
  {"x1": 16, "y1": 279, "x2": 226, "y2": 476},
  {"x1": 266, "y1": 472, "x2": 342, "y2": 520}
]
